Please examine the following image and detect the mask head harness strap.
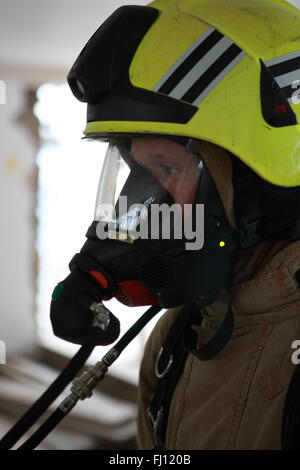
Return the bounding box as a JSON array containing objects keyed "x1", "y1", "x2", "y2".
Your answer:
[{"x1": 232, "y1": 157, "x2": 261, "y2": 259}]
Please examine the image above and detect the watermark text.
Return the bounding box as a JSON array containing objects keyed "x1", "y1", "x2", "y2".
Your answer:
[
  {"x1": 291, "y1": 80, "x2": 300, "y2": 105},
  {"x1": 96, "y1": 197, "x2": 204, "y2": 250},
  {"x1": 0, "y1": 340, "x2": 6, "y2": 365},
  {"x1": 291, "y1": 340, "x2": 300, "y2": 365},
  {"x1": 0, "y1": 80, "x2": 6, "y2": 104}
]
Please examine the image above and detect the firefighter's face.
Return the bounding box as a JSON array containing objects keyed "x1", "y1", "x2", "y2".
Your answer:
[{"x1": 130, "y1": 138, "x2": 202, "y2": 206}]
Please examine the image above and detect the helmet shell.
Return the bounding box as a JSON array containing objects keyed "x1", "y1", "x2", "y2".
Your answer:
[{"x1": 83, "y1": 0, "x2": 300, "y2": 187}]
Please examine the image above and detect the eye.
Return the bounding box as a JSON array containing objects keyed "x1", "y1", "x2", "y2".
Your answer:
[{"x1": 159, "y1": 163, "x2": 178, "y2": 176}]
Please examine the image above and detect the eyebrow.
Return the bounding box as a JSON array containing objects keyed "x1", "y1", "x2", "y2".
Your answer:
[{"x1": 130, "y1": 149, "x2": 184, "y2": 167}]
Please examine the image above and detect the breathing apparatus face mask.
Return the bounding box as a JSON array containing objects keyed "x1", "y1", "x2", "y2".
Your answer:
[
  {"x1": 50, "y1": 136, "x2": 235, "y2": 345},
  {"x1": 94, "y1": 137, "x2": 202, "y2": 241}
]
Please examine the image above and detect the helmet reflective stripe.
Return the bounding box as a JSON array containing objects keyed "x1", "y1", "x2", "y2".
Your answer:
[
  {"x1": 153, "y1": 27, "x2": 246, "y2": 106},
  {"x1": 153, "y1": 27, "x2": 218, "y2": 93},
  {"x1": 265, "y1": 50, "x2": 300, "y2": 103},
  {"x1": 192, "y1": 48, "x2": 246, "y2": 106}
]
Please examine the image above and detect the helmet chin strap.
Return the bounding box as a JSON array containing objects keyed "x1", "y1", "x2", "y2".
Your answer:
[{"x1": 183, "y1": 231, "x2": 240, "y2": 360}]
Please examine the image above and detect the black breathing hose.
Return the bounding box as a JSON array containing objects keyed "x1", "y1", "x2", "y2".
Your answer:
[
  {"x1": 17, "y1": 305, "x2": 162, "y2": 450},
  {"x1": 0, "y1": 305, "x2": 162, "y2": 450},
  {"x1": 0, "y1": 327, "x2": 104, "y2": 450},
  {"x1": 17, "y1": 409, "x2": 66, "y2": 451}
]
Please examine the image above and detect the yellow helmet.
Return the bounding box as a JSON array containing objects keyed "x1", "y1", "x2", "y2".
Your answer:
[{"x1": 68, "y1": 0, "x2": 300, "y2": 187}]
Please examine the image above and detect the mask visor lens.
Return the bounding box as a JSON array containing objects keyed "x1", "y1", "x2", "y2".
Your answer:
[{"x1": 94, "y1": 138, "x2": 202, "y2": 239}]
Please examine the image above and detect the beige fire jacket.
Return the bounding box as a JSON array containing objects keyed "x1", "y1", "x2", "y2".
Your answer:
[
  {"x1": 138, "y1": 241, "x2": 300, "y2": 450},
  {"x1": 137, "y1": 239, "x2": 300, "y2": 450}
]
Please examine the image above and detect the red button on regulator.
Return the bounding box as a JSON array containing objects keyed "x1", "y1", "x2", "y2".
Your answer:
[{"x1": 89, "y1": 270, "x2": 109, "y2": 289}]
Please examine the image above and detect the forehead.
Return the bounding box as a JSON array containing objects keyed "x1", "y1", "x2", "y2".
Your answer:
[
  {"x1": 130, "y1": 137, "x2": 199, "y2": 165},
  {"x1": 131, "y1": 137, "x2": 187, "y2": 151}
]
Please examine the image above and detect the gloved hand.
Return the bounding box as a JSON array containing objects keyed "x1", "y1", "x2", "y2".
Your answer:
[{"x1": 50, "y1": 269, "x2": 120, "y2": 345}]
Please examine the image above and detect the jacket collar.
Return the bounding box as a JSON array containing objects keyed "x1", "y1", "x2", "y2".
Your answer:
[{"x1": 232, "y1": 240, "x2": 300, "y2": 319}]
